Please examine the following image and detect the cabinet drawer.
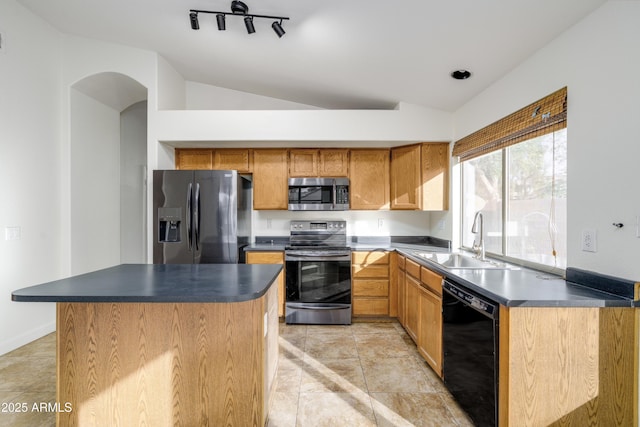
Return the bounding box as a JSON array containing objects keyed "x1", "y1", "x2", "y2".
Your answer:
[
  {"x1": 353, "y1": 279, "x2": 389, "y2": 297},
  {"x1": 353, "y1": 298, "x2": 389, "y2": 316},
  {"x1": 352, "y1": 264, "x2": 389, "y2": 278},
  {"x1": 398, "y1": 255, "x2": 406, "y2": 270},
  {"x1": 420, "y1": 266, "x2": 443, "y2": 296},
  {"x1": 246, "y1": 252, "x2": 284, "y2": 264},
  {"x1": 405, "y1": 258, "x2": 421, "y2": 279},
  {"x1": 352, "y1": 251, "x2": 389, "y2": 265}
]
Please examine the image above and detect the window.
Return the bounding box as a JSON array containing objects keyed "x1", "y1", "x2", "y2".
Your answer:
[{"x1": 461, "y1": 129, "x2": 567, "y2": 270}]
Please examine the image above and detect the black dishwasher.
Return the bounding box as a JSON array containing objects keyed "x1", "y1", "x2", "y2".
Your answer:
[{"x1": 442, "y1": 280, "x2": 499, "y2": 427}]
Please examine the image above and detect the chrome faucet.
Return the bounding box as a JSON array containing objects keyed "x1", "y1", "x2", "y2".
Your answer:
[{"x1": 471, "y1": 211, "x2": 486, "y2": 261}]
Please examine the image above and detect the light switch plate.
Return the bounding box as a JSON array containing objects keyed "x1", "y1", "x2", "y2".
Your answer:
[
  {"x1": 0, "y1": 31, "x2": 5, "y2": 53},
  {"x1": 5, "y1": 226, "x2": 21, "y2": 241}
]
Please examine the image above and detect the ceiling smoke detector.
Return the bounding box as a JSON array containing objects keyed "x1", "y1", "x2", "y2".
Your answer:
[{"x1": 451, "y1": 70, "x2": 472, "y2": 80}]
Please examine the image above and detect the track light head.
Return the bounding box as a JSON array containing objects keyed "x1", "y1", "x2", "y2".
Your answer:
[
  {"x1": 189, "y1": 12, "x2": 199, "y2": 30},
  {"x1": 272, "y1": 21, "x2": 285, "y2": 38},
  {"x1": 244, "y1": 16, "x2": 255, "y2": 34},
  {"x1": 216, "y1": 14, "x2": 226, "y2": 30}
]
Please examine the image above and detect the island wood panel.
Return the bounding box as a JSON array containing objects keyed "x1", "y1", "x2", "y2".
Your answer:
[
  {"x1": 56, "y1": 293, "x2": 276, "y2": 427},
  {"x1": 500, "y1": 306, "x2": 637, "y2": 426}
]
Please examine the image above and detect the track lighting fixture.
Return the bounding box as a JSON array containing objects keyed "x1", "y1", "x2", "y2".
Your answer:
[
  {"x1": 216, "y1": 14, "x2": 226, "y2": 31},
  {"x1": 244, "y1": 16, "x2": 255, "y2": 34},
  {"x1": 189, "y1": 12, "x2": 199, "y2": 30},
  {"x1": 272, "y1": 20, "x2": 285, "y2": 38},
  {"x1": 189, "y1": 1, "x2": 289, "y2": 37}
]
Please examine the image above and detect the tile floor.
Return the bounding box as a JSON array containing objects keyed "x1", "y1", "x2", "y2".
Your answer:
[
  {"x1": 270, "y1": 321, "x2": 474, "y2": 427},
  {"x1": 0, "y1": 333, "x2": 56, "y2": 427},
  {"x1": 0, "y1": 321, "x2": 474, "y2": 427}
]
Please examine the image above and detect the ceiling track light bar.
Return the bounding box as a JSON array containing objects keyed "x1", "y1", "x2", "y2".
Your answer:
[
  {"x1": 190, "y1": 9, "x2": 289, "y2": 22},
  {"x1": 189, "y1": 1, "x2": 289, "y2": 37}
]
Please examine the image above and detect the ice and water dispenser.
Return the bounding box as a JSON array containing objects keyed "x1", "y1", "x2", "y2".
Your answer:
[{"x1": 158, "y1": 207, "x2": 182, "y2": 242}]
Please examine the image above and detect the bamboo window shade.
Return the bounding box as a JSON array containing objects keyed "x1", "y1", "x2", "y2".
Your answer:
[{"x1": 452, "y1": 87, "x2": 567, "y2": 161}]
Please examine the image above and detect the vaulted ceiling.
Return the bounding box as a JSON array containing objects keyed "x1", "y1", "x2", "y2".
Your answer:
[{"x1": 18, "y1": 0, "x2": 607, "y2": 110}]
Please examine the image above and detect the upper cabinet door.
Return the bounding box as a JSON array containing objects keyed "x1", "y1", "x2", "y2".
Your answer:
[
  {"x1": 175, "y1": 149, "x2": 213, "y2": 170},
  {"x1": 391, "y1": 144, "x2": 422, "y2": 210},
  {"x1": 289, "y1": 149, "x2": 318, "y2": 177},
  {"x1": 349, "y1": 149, "x2": 390, "y2": 210},
  {"x1": 319, "y1": 149, "x2": 349, "y2": 177},
  {"x1": 213, "y1": 149, "x2": 252, "y2": 173},
  {"x1": 253, "y1": 149, "x2": 289, "y2": 210},
  {"x1": 421, "y1": 143, "x2": 449, "y2": 211}
]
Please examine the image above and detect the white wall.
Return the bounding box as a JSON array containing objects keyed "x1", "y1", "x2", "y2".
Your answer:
[
  {"x1": 454, "y1": 1, "x2": 640, "y2": 281},
  {"x1": 70, "y1": 89, "x2": 121, "y2": 274},
  {"x1": 120, "y1": 101, "x2": 148, "y2": 263},
  {"x1": 186, "y1": 81, "x2": 321, "y2": 110},
  {"x1": 156, "y1": 102, "x2": 453, "y2": 144},
  {"x1": 253, "y1": 210, "x2": 433, "y2": 239},
  {"x1": 0, "y1": 0, "x2": 62, "y2": 354}
]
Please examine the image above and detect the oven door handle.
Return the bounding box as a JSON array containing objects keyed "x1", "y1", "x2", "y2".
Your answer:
[
  {"x1": 285, "y1": 254, "x2": 351, "y2": 262},
  {"x1": 286, "y1": 303, "x2": 351, "y2": 310}
]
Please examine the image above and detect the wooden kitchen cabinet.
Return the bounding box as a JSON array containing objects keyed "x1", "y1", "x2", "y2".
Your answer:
[
  {"x1": 390, "y1": 144, "x2": 422, "y2": 210},
  {"x1": 417, "y1": 266, "x2": 443, "y2": 377},
  {"x1": 319, "y1": 149, "x2": 349, "y2": 177},
  {"x1": 289, "y1": 149, "x2": 349, "y2": 177},
  {"x1": 246, "y1": 251, "x2": 285, "y2": 317},
  {"x1": 352, "y1": 251, "x2": 390, "y2": 317},
  {"x1": 397, "y1": 254, "x2": 406, "y2": 326},
  {"x1": 175, "y1": 148, "x2": 213, "y2": 169},
  {"x1": 175, "y1": 148, "x2": 252, "y2": 172},
  {"x1": 404, "y1": 274, "x2": 421, "y2": 343},
  {"x1": 252, "y1": 149, "x2": 289, "y2": 210},
  {"x1": 289, "y1": 149, "x2": 318, "y2": 177},
  {"x1": 349, "y1": 149, "x2": 390, "y2": 210},
  {"x1": 421, "y1": 142, "x2": 449, "y2": 211},
  {"x1": 213, "y1": 148, "x2": 252, "y2": 172}
]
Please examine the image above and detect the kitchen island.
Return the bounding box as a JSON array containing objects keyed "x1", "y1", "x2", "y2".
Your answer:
[{"x1": 12, "y1": 264, "x2": 282, "y2": 427}]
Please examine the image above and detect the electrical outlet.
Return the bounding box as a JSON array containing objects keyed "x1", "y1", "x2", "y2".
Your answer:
[
  {"x1": 581, "y1": 229, "x2": 597, "y2": 252},
  {"x1": 377, "y1": 219, "x2": 384, "y2": 229},
  {"x1": 266, "y1": 218, "x2": 272, "y2": 229},
  {"x1": 0, "y1": 31, "x2": 5, "y2": 53}
]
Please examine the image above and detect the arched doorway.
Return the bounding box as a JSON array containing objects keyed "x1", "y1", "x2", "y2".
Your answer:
[{"x1": 70, "y1": 72, "x2": 147, "y2": 274}]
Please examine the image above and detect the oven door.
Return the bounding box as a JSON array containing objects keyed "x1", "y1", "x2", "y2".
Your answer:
[{"x1": 285, "y1": 252, "x2": 352, "y2": 324}]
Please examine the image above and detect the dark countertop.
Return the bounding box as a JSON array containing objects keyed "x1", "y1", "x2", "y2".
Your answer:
[
  {"x1": 243, "y1": 239, "x2": 637, "y2": 308},
  {"x1": 397, "y1": 249, "x2": 638, "y2": 308},
  {"x1": 11, "y1": 264, "x2": 283, "y2": 303}
]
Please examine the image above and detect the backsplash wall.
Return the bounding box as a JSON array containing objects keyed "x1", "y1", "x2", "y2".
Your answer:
[{"x1": 252, "y1": 210, "x2": 437, "y2": 239}]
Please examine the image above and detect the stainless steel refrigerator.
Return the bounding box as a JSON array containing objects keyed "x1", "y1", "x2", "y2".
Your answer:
[{"x1": 153, "y1": 170, "x2": 251, "y2": 264}]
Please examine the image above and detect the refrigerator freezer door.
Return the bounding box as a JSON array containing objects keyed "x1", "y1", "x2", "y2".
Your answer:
[
  {"x1": 153, "y1": 170, "x2": 194, "y2": 264},
  {"x1": 195, "y1": 170, "x2": 238, "y2": 263}
]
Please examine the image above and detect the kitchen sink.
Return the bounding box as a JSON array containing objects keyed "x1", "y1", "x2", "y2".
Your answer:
[{"x1": 412, "y1": 251, "x2": 519, "y2": 270}]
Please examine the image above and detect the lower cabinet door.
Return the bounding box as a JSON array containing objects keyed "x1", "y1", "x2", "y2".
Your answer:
[{"x1": 417, "y1": 286, "x2": 443, "y2": 377}]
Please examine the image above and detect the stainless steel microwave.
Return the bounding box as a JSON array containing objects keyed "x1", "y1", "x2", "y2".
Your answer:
[{"x1": 288, "y1": 178, "x2": 349, "y2": 211}]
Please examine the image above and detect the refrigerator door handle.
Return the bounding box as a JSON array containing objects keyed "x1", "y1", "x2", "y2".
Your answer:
[
  {"x1": 186, "y1": 183, "x2": 193, "y2": 251},
  {"x1": 194, "y1": 182, "x2": 201, "y2": 251}
]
